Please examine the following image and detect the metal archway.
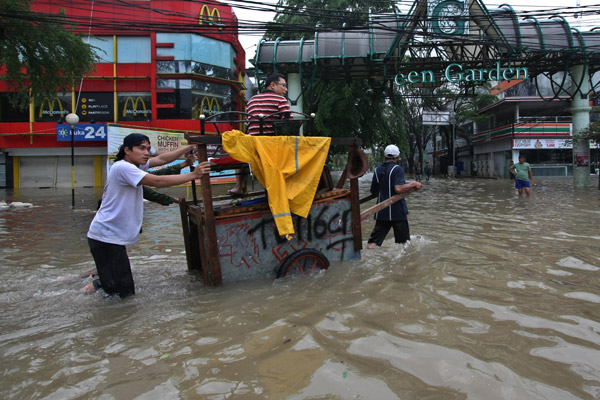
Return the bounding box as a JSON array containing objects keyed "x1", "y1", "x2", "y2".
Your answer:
[{"x1": 252, "y1": 0, "x2": 600, "y2": 102}]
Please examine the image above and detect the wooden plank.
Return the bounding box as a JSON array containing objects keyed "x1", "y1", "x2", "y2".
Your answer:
[
  {"x1": 349, "y1": 176, "x2": 362, "y2": 252},
  {"x1": 211, "y1": 189, "x2": 352, "y2": 220},
  {"x1": 186, "y1": 204, "x2": 204, "y2": 218},
  {"x1": 359, "y1": 188, "x2": 416, "y2": 222},
  {"x1": 195, "y1": 212, "x2": 210, "y2": 284},
  {"x1": 314, "y1": 188, "x2": 350, "y2": 201},
  {"x1": 335, "y1": 169, "x2": 348, "y2": 189},
  {"x1": 179, "y1": 200, "x2": 195, "y2": 271},
  {"x1": 197, "y1": 143, "x2": 223, "y2": 286}
]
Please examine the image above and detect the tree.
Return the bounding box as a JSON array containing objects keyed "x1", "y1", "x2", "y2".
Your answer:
[
  {"x1": 265, "y1": 0, "x2": 398, "y2": 148},
  {"x1": 0, "y1": 0, "x2": 97, "y2": 109}
]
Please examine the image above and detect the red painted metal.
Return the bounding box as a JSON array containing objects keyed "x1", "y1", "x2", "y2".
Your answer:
[{"x1": 1, "y1": 0, "x2": 245, "y2": 150}]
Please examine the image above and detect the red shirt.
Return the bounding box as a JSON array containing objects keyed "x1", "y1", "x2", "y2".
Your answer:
[{"x1": 246, "y1": 90, "x2": 291, "y2": 135}]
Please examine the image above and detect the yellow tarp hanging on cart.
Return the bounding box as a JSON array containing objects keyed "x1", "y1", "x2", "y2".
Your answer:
[{"x1": 222, "y1": 130, "x2": 331, "y2": 238}]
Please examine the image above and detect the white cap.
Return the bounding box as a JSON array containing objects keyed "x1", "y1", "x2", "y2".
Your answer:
[{"x1": 384, "y1": 144, "x2": 400, "y2": 158}]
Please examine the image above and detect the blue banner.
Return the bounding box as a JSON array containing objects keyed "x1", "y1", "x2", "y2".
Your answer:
[{"x1": 57, "y1": 123, "x2": 107, "y2": 142}]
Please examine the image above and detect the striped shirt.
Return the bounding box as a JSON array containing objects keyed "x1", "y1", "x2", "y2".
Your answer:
[{"x1": 246, "y1": 90, "x2": 291, "y2": 135}]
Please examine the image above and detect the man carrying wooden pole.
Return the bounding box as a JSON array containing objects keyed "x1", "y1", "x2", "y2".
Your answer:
[{"x1": 366, "y1": 145, "x2": 422, "y2": 249}]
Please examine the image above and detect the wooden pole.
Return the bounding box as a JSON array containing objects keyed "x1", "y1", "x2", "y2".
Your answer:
[
  {"x1": 196, "y1": 143, "x2": 223, "y2": 286},
  {"x1": 179, "y1": 200, "x2": 195, "y2": 271},
  {"x1": 359, "y1": 188, "x2": 416, "y2": 223}
]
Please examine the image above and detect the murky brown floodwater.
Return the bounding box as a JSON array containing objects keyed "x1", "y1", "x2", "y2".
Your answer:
[{"x1": 1, "y1": 176, "x2": 599, "y2": 399}]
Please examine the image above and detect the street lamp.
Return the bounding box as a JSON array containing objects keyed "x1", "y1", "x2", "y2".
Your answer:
[{"x1": 65, "y1": 113, "x2": 79, "y2": 208}]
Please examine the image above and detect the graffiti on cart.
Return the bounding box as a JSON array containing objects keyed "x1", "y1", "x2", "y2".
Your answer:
[
  {"x1": 248, "y1": 205, "x2": 352, "y2": 246},
  {"x1": 218, "y1": 221, "x2": 262, "y2": 269},
  {"x1": 215, "y1": 199, "x2": 358, "y2": 281}
]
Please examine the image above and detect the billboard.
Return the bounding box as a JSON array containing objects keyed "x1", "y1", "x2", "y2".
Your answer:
[
  {"x1": 107, "y1": 126, "x2": 187, "y2": 157},
  {"x1": 106, "y1": 125, "x2": 234, "y2": 183},
  {"x1": 423, "y1": 111, "x2": 452, "y2": 126},
  {"x1": 76, "y1": 92, "x2": 114, "y2": 121},
  {"x1": 57, "y1": 123, "x2": 107, "y2": 141},
  {"x1": 513, "y1": 138, "x2": 571, "y2": 149}
]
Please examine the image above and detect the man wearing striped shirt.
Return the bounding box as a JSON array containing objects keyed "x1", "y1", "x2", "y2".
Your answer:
[
  {"x1": 246, "y1": 72, "x2": 291, "y2": 135},
  {"x1": 229, "y1": 73, "x2": 291, "y2": 194}
]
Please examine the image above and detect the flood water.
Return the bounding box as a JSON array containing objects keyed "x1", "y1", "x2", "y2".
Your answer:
[{"x1": 1, "y1": 176, "x2": 599, "y2": 399}]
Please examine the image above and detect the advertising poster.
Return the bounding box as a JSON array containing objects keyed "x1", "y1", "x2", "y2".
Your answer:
[
  {"x1": 107, "y1": 125, "x2": 186, "y2": 157},
  {"x1": 512, "y1": 138, "x2": 571, "y2": 149},
  {"x1": 107, "y1": 125, "x2": 234, "y2": 183},
  {"x1": 576, "y1": 152, "x2": 589, "y2": 167}
]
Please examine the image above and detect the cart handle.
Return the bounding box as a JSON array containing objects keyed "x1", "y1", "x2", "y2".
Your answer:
[{"x1": 359, "y1": 187, "x2": 416, "y2": 223}]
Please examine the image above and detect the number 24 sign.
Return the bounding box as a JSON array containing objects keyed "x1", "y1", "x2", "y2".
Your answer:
[{"x1": 57, "y1": 123, "x2": 107, "y2": 142}]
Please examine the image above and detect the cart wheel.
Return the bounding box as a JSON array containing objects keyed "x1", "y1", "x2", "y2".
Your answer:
[{"x1": 276, "y1": 249, "x2": 330, "y2": 279}]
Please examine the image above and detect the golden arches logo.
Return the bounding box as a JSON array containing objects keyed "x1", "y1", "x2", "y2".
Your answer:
[
  {"x1": 200, "y1": 96, "x2": 220, "y2": 115},
  {"x1": 199, "y1": 5, "x2": 222, "y2": 30},
  {"x1": 38, "y1": 97, "x2": 64, "y2": 119},
  {"x1": 122, "y1": 96, "x2": 149, "y2": 118}
]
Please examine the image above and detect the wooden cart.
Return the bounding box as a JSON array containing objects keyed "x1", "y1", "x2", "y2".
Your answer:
[{"x1": 179, "y1": 113, "x2": 367, "y2": 286}]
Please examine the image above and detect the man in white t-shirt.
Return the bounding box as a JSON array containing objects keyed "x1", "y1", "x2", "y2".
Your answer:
[{"x1": 85, "y1": 133, "x2": 210, "y2": 298}]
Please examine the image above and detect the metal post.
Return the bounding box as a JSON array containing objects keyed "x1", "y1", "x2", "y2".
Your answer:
[
  {"x1": 452, "y1": 122, "x2": 456, "y2": 168},
  {"x1": 288, "y1": 73, "x2": 303, "y2": 135},
  {"x1": 570, "y1": 64, "x2": 591, "y2": 188},
  {"x1": 450, "y1": 113, "x2": 456, "y2": 177},
  {"x1": 71, "y1": 124, "x2": 75, "y2": 207},
  {"x1": 65, "y1": 113, "x2": 79, "y2": 208}
]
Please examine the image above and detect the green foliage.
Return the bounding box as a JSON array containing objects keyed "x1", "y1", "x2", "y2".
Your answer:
[
  {"x1": 267, "y1": 0, "x2": 398, "y2": 150},
  {"x1": 311, "y1": 80, "x2": 390, "y2": 148},
  {"x1": 270, "y1": 0, "x2": 395, "y2": 40},
  {"x1": 0, "y1": 0, "x2": 97, "y2": 109},
  {"x1": 574, "y1": 121, "x2": 600, "y2": 142}
]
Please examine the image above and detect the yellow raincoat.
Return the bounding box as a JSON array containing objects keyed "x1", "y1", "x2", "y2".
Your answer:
[{"x1": 222, "y1": 130, "x2": 331, "y2": 238}]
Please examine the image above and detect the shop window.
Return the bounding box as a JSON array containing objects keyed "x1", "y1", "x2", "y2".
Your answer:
[
  {"x1": 520, "y1": 149, "x2": 572, "y2": 164},
  {"x1": 118, "y1": 92, "x2": 152, "y2": 121},
  {"x1": 35, "y1": 93, "x2": 71, "y2": 122},
  {"x1": 117, "y1": 37, "x2": 151, "y2": 63},
  {"x1": 191, "y1": 62, "x2": 233, "y2": 80},
  {"x1": 192, "y1": 91, "x2": 231, "y2": 121},
  {"x1": 156, "y1": 80, "x2": 192, "y2": 119},
  {"x1": 88, "y1": 36, "x2": 114, "y2": 63},
  {"x1": 156, "y1": 33, "x2": 235, "y2": 70},
  {"x1": 156, "y1": 60, "x2": 233, "y2": 81},
  {"x1": 156, "y1": 79, "x2": 233, "y2": 121},
  {"x1": 157, "y1": 61, "x2": 192, "y2": 74},
  {"x1": 0, "y1": 93, "x2": 30, "y2": 122}
]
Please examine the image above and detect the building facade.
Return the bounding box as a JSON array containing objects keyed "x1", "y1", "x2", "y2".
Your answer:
[
  {"x1": 0, "y1": 0, "x2": 245, "y2": 188},
  {"x1": 472, "y1": 76, "x2": 599, "y2": 178}
]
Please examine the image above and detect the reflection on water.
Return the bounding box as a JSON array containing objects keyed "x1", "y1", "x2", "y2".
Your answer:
[{"x1": 1, "y1": 177, "x2": 599, "y2": 399}]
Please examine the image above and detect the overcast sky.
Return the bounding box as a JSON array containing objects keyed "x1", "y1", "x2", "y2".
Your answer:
[{"x1": 233, "y1": 0, "x2": 600, "y2": 66}]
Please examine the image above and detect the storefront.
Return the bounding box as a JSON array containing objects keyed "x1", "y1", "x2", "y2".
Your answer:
[{"x1": 0, "y1": 1, "x2": 245, "y2": 188}]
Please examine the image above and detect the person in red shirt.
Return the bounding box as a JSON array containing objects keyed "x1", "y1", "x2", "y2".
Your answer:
[
  {"x1": 246, "y1": 73, "x2": 291, "y2": 135},
  {"x1": 229, "y1": 73, "x2": 291, "y2": 195}
]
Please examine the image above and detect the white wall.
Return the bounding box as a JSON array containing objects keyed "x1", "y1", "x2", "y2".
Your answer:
[{"x1": 19, "y1": 156, "x2": 95, "y2": 188}]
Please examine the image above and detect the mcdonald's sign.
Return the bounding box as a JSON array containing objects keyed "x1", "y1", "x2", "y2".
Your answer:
[
  {"x1": 199, "y1": 4, "x2": 223, "y2": 30},
  {"x1": 200, "y1": 96, "x2": 220, "y2": 115},
  {"x1": 122, "y1": 96, "x2": 150, "y2": 118},
  {"x1": 38, "y1": 97, "x2": 67, "y2": 119}
]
